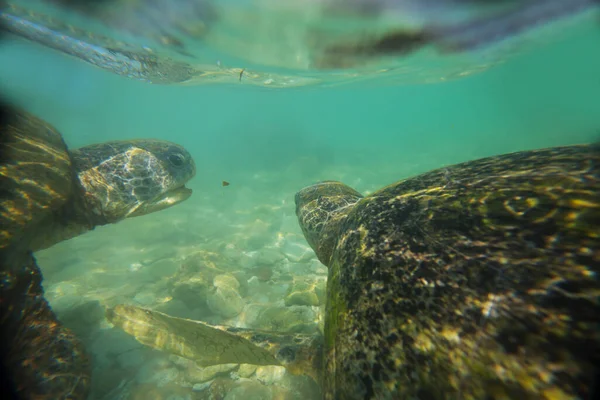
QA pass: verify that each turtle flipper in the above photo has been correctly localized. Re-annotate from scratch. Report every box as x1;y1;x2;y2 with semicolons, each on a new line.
0;251;91;399
107;304;323;383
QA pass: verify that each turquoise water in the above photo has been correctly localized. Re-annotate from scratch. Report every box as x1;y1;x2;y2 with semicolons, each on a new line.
1;7;600;400
1;20;599;190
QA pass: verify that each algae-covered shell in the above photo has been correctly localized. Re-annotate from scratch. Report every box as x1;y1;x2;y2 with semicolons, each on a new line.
295;144;599;399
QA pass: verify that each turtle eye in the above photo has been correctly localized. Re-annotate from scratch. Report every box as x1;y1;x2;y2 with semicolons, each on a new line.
168;152;185;167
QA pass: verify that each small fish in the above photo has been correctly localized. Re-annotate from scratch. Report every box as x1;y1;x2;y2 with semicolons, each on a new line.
222;181;230;187
239;68;245;82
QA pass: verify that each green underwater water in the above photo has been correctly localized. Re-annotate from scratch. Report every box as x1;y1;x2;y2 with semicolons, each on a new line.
1;13;600;400
1;20;599;193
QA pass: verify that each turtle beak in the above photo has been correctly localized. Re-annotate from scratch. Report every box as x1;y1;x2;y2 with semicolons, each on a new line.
127;186;193;218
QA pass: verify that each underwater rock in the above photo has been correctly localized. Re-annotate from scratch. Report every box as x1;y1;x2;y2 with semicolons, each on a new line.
170;274;210;308
238;251;259;269
236;303;266;327
206;275;245;318
185;362;238;383
205;378;238;400
213;274;240;290
224;380;272;400
279;237;315;262
252;304;319;334
284;276;327;307
132;257;180;282
221;243;243;261
242;279;290;305
284;290;319;307
280;260;315;276
230;271;250;297
255;247;286;266
132;290;158;306
255;366;287;386
192;381;212;392
246;265;274;282
169;259;229;310
237;364;258;378
179;250;224;275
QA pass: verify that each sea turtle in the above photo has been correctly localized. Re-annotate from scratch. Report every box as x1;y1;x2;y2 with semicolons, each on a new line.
0;106;196;399
107;144;599;399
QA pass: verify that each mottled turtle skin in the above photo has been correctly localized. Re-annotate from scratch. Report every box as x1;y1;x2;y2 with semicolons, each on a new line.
295;144;599;399
0;107;195;399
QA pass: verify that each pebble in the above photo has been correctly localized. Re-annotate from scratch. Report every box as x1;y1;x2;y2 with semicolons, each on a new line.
285;290;319;307
253;304;318;334
237;364;258;378
214;274;240;290
207;285;244;318
280;238;315;262
255;366;286;385
186;363;238;382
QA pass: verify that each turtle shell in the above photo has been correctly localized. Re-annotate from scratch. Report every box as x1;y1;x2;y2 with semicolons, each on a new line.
0;108;73;252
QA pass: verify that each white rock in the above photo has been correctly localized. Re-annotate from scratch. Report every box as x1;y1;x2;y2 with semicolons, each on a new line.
237;364;258;378
187;363;238;382
213;274;240;290
255;366;286;385
207;285;244;318
280;239;315;263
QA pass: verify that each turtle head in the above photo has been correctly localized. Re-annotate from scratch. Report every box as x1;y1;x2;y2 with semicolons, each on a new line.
71;139;196;223
295;181;363;267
